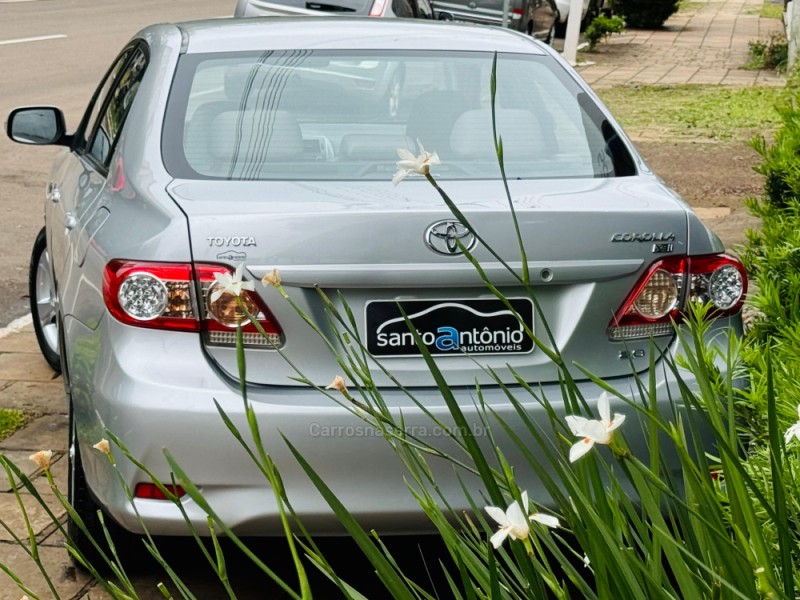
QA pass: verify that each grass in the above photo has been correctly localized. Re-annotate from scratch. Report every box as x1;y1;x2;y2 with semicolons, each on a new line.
0;409;26;441
597;85;784;141
678;1;705;14
750;3;784;20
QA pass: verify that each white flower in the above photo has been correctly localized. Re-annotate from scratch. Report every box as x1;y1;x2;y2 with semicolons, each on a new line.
210;264;255;302
93;439;111;455
261;268;281;287
29;450;53;470
485;491;559;549
392;141;441;186
565;392;626;462
326;375;348;395
785;405;800;444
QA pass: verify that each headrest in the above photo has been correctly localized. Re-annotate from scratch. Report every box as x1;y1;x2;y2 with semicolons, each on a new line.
208;110;304;164
223;66;257;101
449;109;543;159
340;134;410;160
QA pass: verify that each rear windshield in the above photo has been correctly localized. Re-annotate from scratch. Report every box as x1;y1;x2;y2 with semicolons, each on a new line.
162;50;636;181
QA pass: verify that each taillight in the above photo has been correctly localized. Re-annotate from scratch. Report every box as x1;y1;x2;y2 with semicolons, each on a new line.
369;0;388;16
103;260;283;348
608;254;746;341
195;264;284;348
103;261;198;331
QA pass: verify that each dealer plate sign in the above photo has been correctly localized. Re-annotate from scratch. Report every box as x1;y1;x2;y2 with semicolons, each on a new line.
366;298;534;357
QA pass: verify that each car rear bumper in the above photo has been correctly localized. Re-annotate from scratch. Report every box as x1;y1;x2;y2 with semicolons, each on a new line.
72;315;739;536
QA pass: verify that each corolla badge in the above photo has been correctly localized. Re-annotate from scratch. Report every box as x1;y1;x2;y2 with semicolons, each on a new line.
425;220;477;256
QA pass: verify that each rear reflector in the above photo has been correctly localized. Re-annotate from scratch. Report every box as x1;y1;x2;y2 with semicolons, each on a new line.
103;260;284;347
134;483;186;500
609;254;746;341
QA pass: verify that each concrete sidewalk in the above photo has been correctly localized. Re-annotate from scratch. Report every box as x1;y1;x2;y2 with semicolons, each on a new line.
576;0;785;88
0;0;788;596
0;324;90;599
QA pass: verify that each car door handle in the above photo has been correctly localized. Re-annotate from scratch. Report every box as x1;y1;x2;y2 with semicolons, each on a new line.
47;184;61;203
64;213;77;231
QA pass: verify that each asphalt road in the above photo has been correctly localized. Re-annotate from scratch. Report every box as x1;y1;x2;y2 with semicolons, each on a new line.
0;0;226;328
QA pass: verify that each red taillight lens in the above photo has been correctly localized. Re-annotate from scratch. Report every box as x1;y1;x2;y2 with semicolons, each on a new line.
134;483;185;500
104;261;199;331
608;254;746;341
103;261;284;347
687;255;748;313
195;264;284;348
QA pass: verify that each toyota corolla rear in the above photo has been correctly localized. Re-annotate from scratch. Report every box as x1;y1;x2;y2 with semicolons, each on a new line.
83;19;746;535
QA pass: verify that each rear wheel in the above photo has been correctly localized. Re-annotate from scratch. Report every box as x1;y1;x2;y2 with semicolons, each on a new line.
67;407;147;573
392;0;414;17
544;20;556;45
29;228;61;373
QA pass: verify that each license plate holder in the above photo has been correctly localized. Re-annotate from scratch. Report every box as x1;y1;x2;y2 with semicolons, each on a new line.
366;298;534;357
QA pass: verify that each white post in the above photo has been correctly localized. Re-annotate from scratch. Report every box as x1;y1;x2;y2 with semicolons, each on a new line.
562;0;585;66
789;1;800;71
501;0;510;28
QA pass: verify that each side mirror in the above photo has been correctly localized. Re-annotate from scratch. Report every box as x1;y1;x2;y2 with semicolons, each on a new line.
6;106;70;146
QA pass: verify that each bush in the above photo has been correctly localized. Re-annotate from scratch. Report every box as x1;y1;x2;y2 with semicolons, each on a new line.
747;32;789;73
750;103;800;210
584;14;626;50
611;0;679;28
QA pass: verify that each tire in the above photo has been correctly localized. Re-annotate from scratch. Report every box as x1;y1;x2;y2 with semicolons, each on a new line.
581;2;601;30
555;17;567;39
544;20;556;45
29;228;61;373
67;404;147;573
392;0;414;17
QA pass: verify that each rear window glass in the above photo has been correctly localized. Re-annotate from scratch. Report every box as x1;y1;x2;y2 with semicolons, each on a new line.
162;50;635;181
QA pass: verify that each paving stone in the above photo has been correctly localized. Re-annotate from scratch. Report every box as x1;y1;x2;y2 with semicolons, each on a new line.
0;486;64;543
0;450;48;493
689;68;729;84
0;380;67;415
0;332;41;354
0;352;59;383
0;414;69;452
0;541;93;600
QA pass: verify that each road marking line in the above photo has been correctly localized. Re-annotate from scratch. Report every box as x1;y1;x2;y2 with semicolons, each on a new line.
0;313;32;339
0;34;67;46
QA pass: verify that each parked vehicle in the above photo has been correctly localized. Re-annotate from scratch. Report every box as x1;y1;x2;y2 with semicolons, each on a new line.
8;17;746;559
235;0;433;19
433;0;557;42
553;0;605;36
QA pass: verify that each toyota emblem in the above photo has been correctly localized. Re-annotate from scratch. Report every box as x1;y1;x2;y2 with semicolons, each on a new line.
424;220;478;256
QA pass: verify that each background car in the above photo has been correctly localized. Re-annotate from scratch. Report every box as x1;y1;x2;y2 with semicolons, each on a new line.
554;0;606;36
433;0;557;41
235;0;433;19
7;17;746;562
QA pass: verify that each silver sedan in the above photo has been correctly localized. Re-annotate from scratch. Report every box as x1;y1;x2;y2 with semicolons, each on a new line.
7;17;745;559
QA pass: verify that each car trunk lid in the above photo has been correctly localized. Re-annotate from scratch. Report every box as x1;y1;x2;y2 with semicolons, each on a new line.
167;177;688;388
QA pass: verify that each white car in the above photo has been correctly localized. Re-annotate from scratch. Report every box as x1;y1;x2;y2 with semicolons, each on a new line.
8;16;746;566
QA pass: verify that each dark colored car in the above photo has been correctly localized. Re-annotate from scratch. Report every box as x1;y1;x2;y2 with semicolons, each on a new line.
433;0;557;42
235;0;434;19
